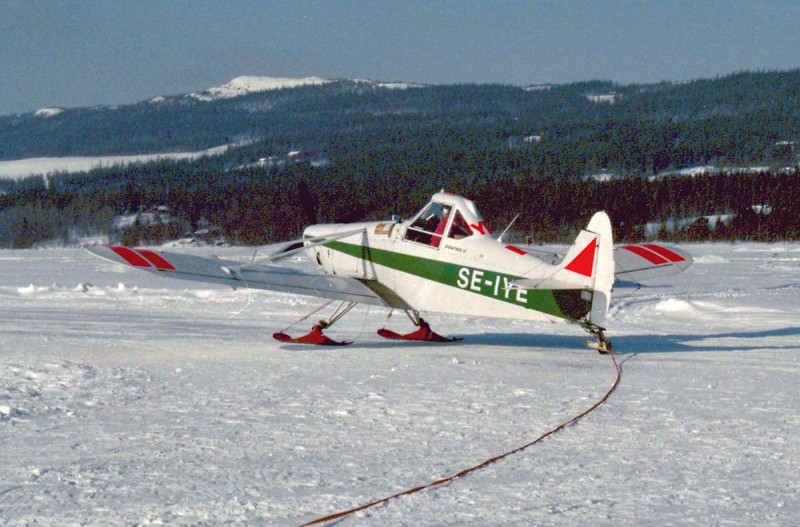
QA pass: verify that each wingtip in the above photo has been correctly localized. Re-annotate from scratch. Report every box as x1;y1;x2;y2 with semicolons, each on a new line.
85;244;117;262
86;245;170;269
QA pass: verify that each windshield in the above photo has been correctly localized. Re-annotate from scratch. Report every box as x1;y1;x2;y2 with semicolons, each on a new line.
405;201;475;247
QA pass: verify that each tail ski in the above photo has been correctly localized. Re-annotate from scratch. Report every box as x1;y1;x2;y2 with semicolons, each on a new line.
513;211;614;324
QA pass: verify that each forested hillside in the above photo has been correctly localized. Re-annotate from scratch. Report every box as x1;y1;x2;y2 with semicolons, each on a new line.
1;70;799;247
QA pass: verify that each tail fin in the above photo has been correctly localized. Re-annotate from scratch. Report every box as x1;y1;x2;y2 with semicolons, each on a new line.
579;211;614;325
512;211;614;324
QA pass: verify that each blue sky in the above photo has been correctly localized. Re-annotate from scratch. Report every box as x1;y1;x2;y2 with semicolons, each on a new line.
2;0;799;116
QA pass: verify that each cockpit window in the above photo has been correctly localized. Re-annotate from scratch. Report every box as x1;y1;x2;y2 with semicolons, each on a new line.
447;210;472;240
405;202;452;247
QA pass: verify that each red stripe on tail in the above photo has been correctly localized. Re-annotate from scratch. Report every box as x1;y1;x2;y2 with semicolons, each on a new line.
621;245;668;265
642;243;686;263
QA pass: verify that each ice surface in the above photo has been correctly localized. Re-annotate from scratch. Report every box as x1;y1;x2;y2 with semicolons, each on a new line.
1;243;798;526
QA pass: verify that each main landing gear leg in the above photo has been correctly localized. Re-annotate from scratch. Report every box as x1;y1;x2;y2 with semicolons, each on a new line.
377;310;462;343
581;320;612;354
273;301;356;346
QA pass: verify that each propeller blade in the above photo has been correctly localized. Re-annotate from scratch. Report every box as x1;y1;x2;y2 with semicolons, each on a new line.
297;180;318;225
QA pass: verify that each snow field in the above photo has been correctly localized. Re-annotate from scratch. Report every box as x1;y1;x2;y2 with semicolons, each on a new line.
1;243;798;526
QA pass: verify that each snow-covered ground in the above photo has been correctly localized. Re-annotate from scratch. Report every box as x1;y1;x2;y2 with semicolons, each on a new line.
1;243;798;526
0;144;232;180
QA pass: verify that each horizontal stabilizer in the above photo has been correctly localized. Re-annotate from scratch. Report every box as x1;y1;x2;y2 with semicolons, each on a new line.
500;241;693;284
614;243;693;283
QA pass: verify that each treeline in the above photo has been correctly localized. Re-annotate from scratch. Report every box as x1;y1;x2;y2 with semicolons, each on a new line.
1;157;798;248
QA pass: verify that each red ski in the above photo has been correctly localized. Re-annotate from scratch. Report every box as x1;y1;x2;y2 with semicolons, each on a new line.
377;319;461;342
273;325;351;346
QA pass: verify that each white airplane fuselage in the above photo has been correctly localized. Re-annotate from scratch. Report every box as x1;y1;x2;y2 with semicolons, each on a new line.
303;193;600;324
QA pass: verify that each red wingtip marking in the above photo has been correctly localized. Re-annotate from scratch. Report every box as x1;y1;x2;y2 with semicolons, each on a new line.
110;246;152;268
135;249;175;270
642;243;686;263
565;237;597;277
621;245;668;265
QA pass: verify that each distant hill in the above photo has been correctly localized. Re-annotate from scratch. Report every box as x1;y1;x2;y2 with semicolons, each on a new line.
1;71;800;248
2;71;799;175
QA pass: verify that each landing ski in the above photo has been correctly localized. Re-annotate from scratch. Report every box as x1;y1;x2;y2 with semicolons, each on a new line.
273;325;351;346
377;319;461;343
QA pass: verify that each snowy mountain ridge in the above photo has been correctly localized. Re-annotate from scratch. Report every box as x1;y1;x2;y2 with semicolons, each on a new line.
30;75;423;114
184;75;425;102
190;75;332;101
33;107;64;118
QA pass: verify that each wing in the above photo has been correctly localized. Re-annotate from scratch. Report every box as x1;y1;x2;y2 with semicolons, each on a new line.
87;245;390;307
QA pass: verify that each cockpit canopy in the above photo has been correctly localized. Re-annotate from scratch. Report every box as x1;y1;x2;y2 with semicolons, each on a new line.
404;192;489;247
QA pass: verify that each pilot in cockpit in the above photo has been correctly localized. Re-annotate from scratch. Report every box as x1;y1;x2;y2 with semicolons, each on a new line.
429;205;451;247
448;210;472;240
407;201;473;246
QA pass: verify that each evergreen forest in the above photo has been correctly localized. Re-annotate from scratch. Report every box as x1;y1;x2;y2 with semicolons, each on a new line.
1;70;799;248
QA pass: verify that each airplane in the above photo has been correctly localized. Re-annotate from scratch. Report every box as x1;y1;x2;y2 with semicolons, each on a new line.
87;191;692;352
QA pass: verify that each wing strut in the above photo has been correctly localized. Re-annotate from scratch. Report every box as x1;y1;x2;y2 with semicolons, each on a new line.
267;228;367;262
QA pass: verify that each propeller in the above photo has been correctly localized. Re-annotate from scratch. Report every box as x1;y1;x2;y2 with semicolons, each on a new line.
334;204;366;224
297;180;318;225
297;179;367;225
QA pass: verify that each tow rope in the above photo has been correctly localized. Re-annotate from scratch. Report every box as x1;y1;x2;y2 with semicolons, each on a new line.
298;351;621;526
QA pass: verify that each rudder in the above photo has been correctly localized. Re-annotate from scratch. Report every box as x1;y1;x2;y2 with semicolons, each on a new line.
511;211;614;325
554;211;614;324
583;211;614;325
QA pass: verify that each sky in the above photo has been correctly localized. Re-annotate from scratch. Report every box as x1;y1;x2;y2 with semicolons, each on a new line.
1;0;800;116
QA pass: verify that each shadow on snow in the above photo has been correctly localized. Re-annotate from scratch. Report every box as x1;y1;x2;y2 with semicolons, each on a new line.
459;326;800;354
272;325;800;354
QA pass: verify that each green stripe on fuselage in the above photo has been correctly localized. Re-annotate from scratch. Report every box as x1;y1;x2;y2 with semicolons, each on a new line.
326;240;587;321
